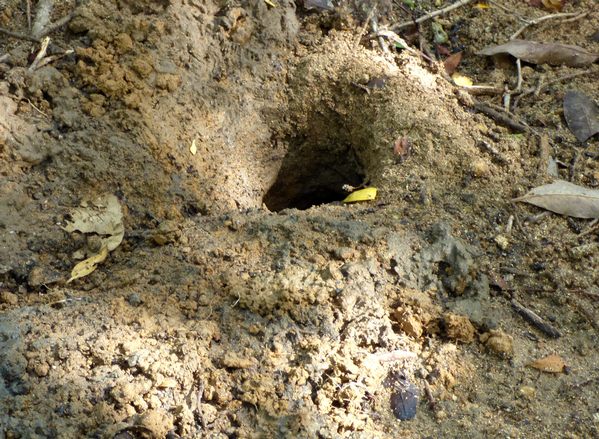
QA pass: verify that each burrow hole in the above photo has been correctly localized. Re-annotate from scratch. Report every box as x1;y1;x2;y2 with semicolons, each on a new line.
263;140;365;212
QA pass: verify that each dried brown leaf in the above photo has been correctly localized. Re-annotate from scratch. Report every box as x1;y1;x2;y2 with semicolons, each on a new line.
444;51;463;75
563;90;599;142
478;39;599;67
528;354;566;373
541;0;565;12
514;180;599;219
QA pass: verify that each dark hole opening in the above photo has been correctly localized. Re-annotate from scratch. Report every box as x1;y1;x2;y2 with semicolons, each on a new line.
263;142;364;212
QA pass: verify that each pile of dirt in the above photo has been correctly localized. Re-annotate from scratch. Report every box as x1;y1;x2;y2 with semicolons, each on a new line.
1;0;598;437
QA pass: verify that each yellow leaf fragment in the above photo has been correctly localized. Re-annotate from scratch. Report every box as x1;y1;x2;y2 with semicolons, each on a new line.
342;187;378;203
67;246;109;283
264;0;278;7
474;2;490;9
452;72;474;87
190;138;197;155
528;354;566;373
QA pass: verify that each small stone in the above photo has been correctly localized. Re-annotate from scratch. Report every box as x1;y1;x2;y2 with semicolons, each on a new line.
0;291;18;305
519;386;536;400
127;293;142;306
157;377;178;389
33;361;49;377
131;57;153;78
27;266;46;287
494;235;509;251
435;410;447;420
221;352;255;369
471;159;490;178
394;309;423;338
443;313;476;343
481;329;513;357
114;33;133;54
200;403;218;424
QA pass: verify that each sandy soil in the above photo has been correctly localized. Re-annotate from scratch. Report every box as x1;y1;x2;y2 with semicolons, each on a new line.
1;0;598;437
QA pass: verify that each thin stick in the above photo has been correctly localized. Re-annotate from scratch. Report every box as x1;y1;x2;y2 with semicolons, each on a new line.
489;0;524;18
510;12;588;40
515;68;598;106
391;0;474;32
371;16;389;54
571;288;599;299
35;48;74;69
569;151;579;181
372;30;434;63
476;140;509;164
355;5;377;46
29;36;50;71
37;12;75;39
460;85;504;96
472;100;528;133
511;299;561;338
31;0;53;39
26;0;32;30
0;26;40;42
514;58;522;93
578;219;599;237
24;97;49;117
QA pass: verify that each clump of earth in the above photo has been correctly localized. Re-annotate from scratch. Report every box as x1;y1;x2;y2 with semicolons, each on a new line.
1;0;598;438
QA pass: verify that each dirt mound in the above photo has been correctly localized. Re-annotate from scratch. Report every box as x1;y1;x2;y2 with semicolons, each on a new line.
1;0;598;438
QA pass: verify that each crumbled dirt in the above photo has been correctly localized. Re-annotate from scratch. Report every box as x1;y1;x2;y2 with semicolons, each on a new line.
1;0;598;438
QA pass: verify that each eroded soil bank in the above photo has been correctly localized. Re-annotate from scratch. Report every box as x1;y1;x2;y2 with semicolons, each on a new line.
1;0;598;438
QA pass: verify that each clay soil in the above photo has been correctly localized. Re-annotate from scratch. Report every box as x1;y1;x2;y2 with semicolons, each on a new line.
1;0;598;438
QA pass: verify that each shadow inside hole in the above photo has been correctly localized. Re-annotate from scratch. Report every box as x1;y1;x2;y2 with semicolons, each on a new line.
263;142;365;212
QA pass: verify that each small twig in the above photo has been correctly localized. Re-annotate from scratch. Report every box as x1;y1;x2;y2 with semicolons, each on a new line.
49;296;85;308
37;12;75;39
460;85;504;96
26;0;32;31
0;26;40;42
514;58;522;93
511;299;561;338
500;266;530;276
503;85;511;113
476;140;509;164
28;36;50;71
537;134;551;176
510;12;588;40
355;5;377;47
524;211;551;223
32;0;53;39
472;100;529;133
23;97;49;117
505;215;514;234
578;218;599;237
371;16;389;55
371;30;434;63
35;49;74;69
489;0;525;19
515;68;598;106
569;151;579;181
570;288;599;299
423;380;436;409
391;0;474;32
